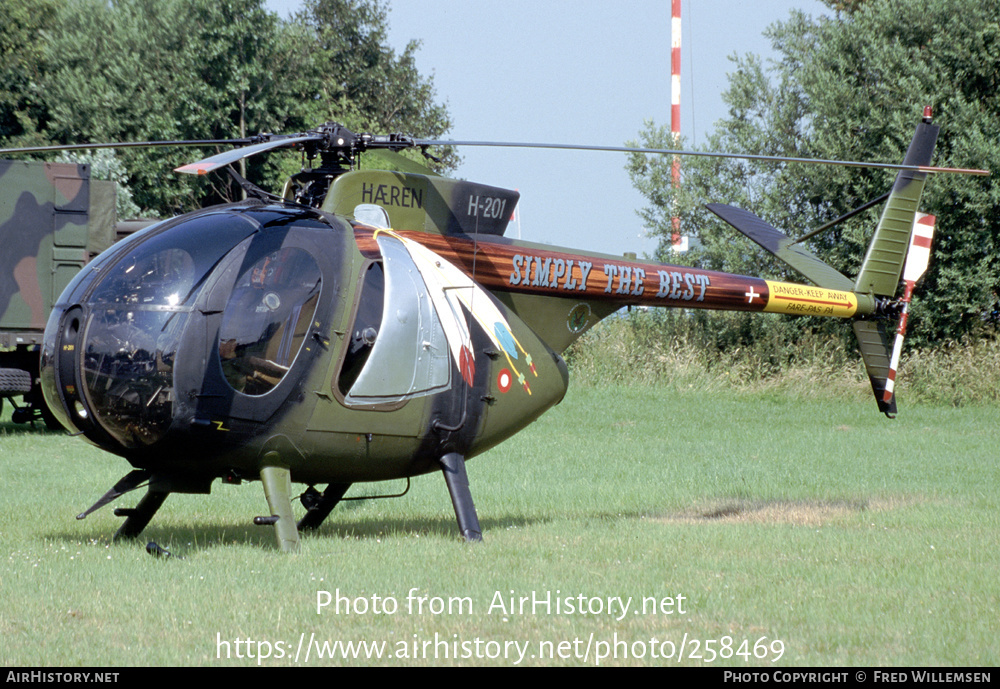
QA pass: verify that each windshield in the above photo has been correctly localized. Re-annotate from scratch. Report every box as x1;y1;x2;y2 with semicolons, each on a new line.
79;212;257;447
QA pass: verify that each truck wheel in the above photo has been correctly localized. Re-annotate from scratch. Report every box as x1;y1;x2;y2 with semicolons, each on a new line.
0;368;32;396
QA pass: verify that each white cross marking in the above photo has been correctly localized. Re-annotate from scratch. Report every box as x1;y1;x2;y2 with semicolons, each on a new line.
745;286;760;303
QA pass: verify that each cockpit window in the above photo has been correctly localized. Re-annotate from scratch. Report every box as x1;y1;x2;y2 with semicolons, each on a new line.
353;204;391;229
87;212;256;307
337;262;384;395
219;247;322;396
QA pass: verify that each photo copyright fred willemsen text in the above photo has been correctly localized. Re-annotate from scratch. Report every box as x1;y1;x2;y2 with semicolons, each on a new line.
213;589;786;664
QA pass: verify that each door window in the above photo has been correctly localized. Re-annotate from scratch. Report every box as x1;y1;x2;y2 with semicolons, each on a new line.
219;247;321;396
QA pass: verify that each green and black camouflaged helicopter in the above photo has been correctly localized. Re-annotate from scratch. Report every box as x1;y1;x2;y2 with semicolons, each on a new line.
0;109;987;552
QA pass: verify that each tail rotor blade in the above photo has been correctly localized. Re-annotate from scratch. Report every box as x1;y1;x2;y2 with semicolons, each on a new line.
902;213;936;283
883;213;936;405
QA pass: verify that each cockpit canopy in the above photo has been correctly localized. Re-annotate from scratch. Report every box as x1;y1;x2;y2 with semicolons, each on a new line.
42;204;337;451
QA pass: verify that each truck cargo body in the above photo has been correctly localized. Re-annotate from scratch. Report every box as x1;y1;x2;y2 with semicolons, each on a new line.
0;160;118;424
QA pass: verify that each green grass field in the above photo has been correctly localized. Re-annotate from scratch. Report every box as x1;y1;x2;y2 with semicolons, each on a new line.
1;382;997;666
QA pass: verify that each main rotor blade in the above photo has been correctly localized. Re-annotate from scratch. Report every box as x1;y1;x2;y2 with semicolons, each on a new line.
0;139;248;156
175;134;322;175
2;128;986;178
414;139;990;176
362;149;441;177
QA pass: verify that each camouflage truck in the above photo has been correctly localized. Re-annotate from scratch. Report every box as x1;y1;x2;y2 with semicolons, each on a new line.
0;159;124;425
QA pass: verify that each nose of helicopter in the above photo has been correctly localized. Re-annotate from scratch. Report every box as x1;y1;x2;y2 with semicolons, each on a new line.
39;209;261;452
40;204;339;456
56;304;188;448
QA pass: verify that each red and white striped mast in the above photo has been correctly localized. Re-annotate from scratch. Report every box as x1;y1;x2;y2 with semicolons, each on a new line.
670;0;683;250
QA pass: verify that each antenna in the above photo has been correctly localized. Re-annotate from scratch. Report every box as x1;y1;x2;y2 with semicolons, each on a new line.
670;0;683;251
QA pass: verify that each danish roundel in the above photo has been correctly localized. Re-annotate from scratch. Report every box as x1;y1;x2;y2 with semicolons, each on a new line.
497;368;512;393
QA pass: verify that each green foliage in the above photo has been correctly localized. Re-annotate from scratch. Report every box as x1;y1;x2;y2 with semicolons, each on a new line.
566;311;864;399
290;0;459;172
0;0;455;216
0;0;58;144
627;0;1000;347
567;312;1000;408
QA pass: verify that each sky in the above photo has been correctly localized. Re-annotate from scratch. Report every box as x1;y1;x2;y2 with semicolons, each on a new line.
265;0;829;257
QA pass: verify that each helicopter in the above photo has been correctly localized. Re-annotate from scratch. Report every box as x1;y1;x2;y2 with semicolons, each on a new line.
1;109;988;553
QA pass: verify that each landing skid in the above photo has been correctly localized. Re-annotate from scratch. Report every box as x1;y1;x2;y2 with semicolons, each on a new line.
77;454;485;551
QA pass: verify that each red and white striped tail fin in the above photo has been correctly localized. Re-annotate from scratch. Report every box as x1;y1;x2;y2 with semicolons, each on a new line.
883;213;936;404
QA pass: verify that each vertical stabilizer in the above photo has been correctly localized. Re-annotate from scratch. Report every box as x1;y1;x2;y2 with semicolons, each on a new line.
853;120;939;297
853;115;939;415
853;320;897;417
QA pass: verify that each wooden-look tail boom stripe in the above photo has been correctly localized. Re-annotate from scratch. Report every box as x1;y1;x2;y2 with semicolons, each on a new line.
353;227;868;320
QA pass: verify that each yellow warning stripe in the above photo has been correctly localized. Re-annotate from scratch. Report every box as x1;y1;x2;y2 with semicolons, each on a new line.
763;280;858;318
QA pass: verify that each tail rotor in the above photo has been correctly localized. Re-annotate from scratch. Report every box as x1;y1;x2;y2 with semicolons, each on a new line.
882;213;936;407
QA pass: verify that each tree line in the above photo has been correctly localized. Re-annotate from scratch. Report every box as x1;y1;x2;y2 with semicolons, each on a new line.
3;0;995;349
627;0;999;347
0;0;456;216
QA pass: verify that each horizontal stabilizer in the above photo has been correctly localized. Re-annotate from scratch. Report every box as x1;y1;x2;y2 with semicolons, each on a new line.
706;203;854;291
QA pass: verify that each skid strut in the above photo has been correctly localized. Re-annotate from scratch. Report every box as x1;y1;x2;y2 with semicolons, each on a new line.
298;483;352;531
438;452;482;542
258;462;300;553
114;490;169;541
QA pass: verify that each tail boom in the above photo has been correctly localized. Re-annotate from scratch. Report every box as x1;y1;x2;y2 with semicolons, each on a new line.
356;227;874;319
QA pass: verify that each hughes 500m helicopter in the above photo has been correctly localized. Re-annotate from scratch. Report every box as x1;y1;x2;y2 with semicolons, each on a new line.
1;109;988;552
